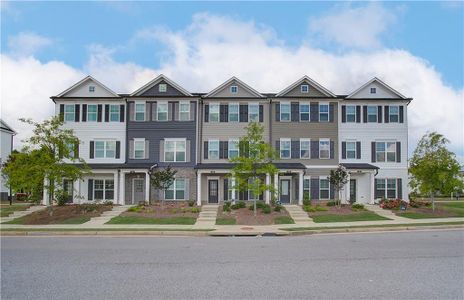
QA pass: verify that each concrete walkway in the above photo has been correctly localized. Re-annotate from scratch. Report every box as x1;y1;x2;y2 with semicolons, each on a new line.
285;205;315;226
364;204;411;221
82;205;133;226
0;206;46;223
193;205;219;228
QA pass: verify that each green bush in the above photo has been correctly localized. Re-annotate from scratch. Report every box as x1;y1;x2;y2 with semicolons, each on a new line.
303;205;316;212
237;201;246;208
326;200;336;207
262;206;271;214
55;189;69;206
170;208;178;214
190;207;200;213
223;202;231;212
315;205;328;212
128;205;143;212
80;204;99;213
188;200;195;207
274;205;283;212
303;194;311;206
351;203;365;210
256;201;266;209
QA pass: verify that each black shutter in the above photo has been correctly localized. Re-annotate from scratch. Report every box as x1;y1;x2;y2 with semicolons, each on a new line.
105;104;109;122
220;105;226;122
224;179;229;201
239;105;248;122
74;142;79;159
330;141;334;159
89;141;94;159
330;183;335;200
311;141;319;159
310;103;318;122
397;178;403;199
219;141;224;159
243;141;249;158
377;106;382;123
59;104;64;121
371;142;376;162
259;105;263;122
224;105;229;122
399;106;404;123
75;104;80;122
120;105;125;122
204;105;209;122
291;102;299;122
311;178;319;200
341;105;346;123
356;105;361;123
88;179;93;201
97;104;102;122
291;140;299;158
204;141;208;159
384;105;389;123
275;141;280;154
396;142;401;162
82;104;87;122
116;141;120;159
243;188;249;201
363;106;368;123
341;142;346;159
329;103;334;122
275;102;280;121
224;141;229;159
356;141;361;159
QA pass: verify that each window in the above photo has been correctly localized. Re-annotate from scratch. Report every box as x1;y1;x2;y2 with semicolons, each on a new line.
165;139;186;162
66;142;75;158
320;179;330;199
319;104;329;122
159;84;167;92
64;105;75;122
135;103;145;121
228;103;239;122
105;180;114;200
376;142;396;162
346;105;356;122
109;105;120;122
370;87;376;94
228;139;239;159
346;141;356;159
87;104;97;122
375;179;386;199
367;106;377;122
165;179;186;200
157;102;168;121
230;85;238;93
387;179;397;199
280;103;291;122
248;103;259;122
92;179;114;201
319;139;330;159
209;103;219;122
179;101;190;121
208;140;219;159
134;139;145;159
303;178;310;199
375;178;397;199
300;103;310;121
301;84;309;93
227;178;236;201
89;86;95;93
300;139;310;159
248;177;260;200
280;138;291;159
94;141;116;158
389;106;399;123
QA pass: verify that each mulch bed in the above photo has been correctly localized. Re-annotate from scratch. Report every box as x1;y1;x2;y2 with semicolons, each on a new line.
120;202;200;219
307;203;363;217
217;204;291;225
8;204;113;225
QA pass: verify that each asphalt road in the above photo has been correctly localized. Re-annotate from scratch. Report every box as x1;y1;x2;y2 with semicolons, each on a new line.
1;230;463;299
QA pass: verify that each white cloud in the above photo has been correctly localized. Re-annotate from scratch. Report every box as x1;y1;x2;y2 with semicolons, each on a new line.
7;32;53;57
309;2;398;49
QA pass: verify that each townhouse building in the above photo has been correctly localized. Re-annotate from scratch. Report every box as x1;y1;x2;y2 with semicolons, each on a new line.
0;119;16;201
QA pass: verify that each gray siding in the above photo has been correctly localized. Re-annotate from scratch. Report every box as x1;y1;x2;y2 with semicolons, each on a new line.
140;80;186;97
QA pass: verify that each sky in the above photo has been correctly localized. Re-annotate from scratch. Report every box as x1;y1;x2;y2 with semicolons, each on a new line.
1;1;463;162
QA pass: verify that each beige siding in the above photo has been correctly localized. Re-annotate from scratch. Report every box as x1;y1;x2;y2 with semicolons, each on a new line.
208;79;261;98
284;80;328;97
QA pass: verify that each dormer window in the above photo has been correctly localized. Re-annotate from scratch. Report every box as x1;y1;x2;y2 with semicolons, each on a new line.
301;84;309;93
230;85;238;94
89;86;95;93
370;87;376;94
159;84;167;93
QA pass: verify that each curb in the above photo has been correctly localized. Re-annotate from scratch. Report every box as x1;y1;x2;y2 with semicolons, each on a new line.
0;230;210;237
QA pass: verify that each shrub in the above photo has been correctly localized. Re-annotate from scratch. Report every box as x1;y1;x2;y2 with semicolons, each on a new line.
379;199;408;210
188;200;195;207
409;199;431;208
55;189;69;206
237;201;246;208
190;207;200;213
256;201;266;209
351;203;365;210
80;203;99;213
274;204;283;212
303;205;316;212
170;208;178;214
303;194;311;206
262;206;271;214
315;205;328;212
326;200;336;207
128;205;143;212
103;200;113;206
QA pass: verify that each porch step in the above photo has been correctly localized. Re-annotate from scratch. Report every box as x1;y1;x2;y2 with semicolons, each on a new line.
284;205;315;225
193;205;219;228
82;205;133;226
1;205;46;223
364;204;406;221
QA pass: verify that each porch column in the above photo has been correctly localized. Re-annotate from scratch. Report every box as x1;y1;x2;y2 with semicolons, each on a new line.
145;171;150;203
113;171;119;205
119;171;125;205
197;171;202;206
344;172;351;204
370;172;375;204
43;177;49;205
273;173;279;203
265;174;271;204
298;171;304;205
72;179;80;204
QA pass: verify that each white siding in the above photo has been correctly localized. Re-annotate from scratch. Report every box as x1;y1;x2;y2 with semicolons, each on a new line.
349;81;399;99
0;130;13;197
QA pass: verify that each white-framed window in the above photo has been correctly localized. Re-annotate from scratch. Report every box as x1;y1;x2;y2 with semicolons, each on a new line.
94;179;104;200
375;178;397;199
209;103;219;122
300;138;310;159
66;142;75;158
135;103;145;121
109;105;120;122
280;138;291;159
389;106;399;123
228;139;239;159
387;179;397;199
157;102;168;121
94;141;116;158
319;178;330;199
89;86;95;93
134;139;145;159
230;85;238;94
164;138;186;162
227;178;236;201
165;179;186;200
301;84;309;93
248;177;260;200
179;101;190;121
280;102;291;122
228;103;239;122
375;141;396;162
87;104;98;122
248;103;259;122
303;177;310;199
208;140;219;159
159;83;167;93
367;106;377;122
319;104;329;122
346;141;356;159
370;87;377;94
319;139;330;159
64;105;75;122
300;103;310;122
346;105;356;122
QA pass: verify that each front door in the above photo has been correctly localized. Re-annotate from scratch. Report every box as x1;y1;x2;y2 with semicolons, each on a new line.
63;179;73;203
208;180;219;203
280;179;291;203
349;179;357;203
132;178;145;204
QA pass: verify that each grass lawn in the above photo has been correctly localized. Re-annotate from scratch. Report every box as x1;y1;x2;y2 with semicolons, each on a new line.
311;212;390;223
59;216;91;224
0;204;30;217
216;218;236;225
106;216;197;225
274;216;295;224
396;202;464;219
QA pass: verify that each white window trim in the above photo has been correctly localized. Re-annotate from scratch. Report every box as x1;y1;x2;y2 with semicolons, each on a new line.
93;179;114;201
208;139;220;159
87;104;98;122
230;85;238;94
89;86;95;92
376;141;396;163
134;101;146;122
367;105;378;123
346;105;356;123
94;140;117;159
228;103;239;122
299;103;310;122
280;102;291;122
301;84;309;93
157;101;168;121
319;138;330;160
228;139;239;159
280;138;291;159
345;141;357;159
303;176;311;198
319;178;330;200
370;87;377;94
164;178;186;200
164;138;187;162
209;103;220;123
389;105;399;123
133;138;145;159
300;138;311;159
319;103;329;122
178;101;190;121
159;83;167;93
248;102;259;122
109;104;120;122
376;178;398;199
64;104;75;122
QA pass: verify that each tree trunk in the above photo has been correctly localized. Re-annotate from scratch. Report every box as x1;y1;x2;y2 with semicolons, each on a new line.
254;199;257;217
431;192;435;212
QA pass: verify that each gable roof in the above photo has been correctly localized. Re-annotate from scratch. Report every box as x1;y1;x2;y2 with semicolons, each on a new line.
0;119;16;135
276;75;336;98
130;74;192;97
56;75;119;97
346;77;407;99
204;76;264;98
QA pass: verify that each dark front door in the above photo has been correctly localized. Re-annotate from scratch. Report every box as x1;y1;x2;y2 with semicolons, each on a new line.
63;179;73;203
349;179;357;203
133;178;145;204
208;180;219;203
280;179;291;203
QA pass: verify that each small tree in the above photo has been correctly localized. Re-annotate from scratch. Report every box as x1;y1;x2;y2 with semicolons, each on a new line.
150;166;177;207
409;132;463;211
328;165;348;207
230;122;278;216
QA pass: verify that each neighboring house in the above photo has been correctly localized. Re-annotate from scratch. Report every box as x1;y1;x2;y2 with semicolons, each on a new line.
0;120;16;200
